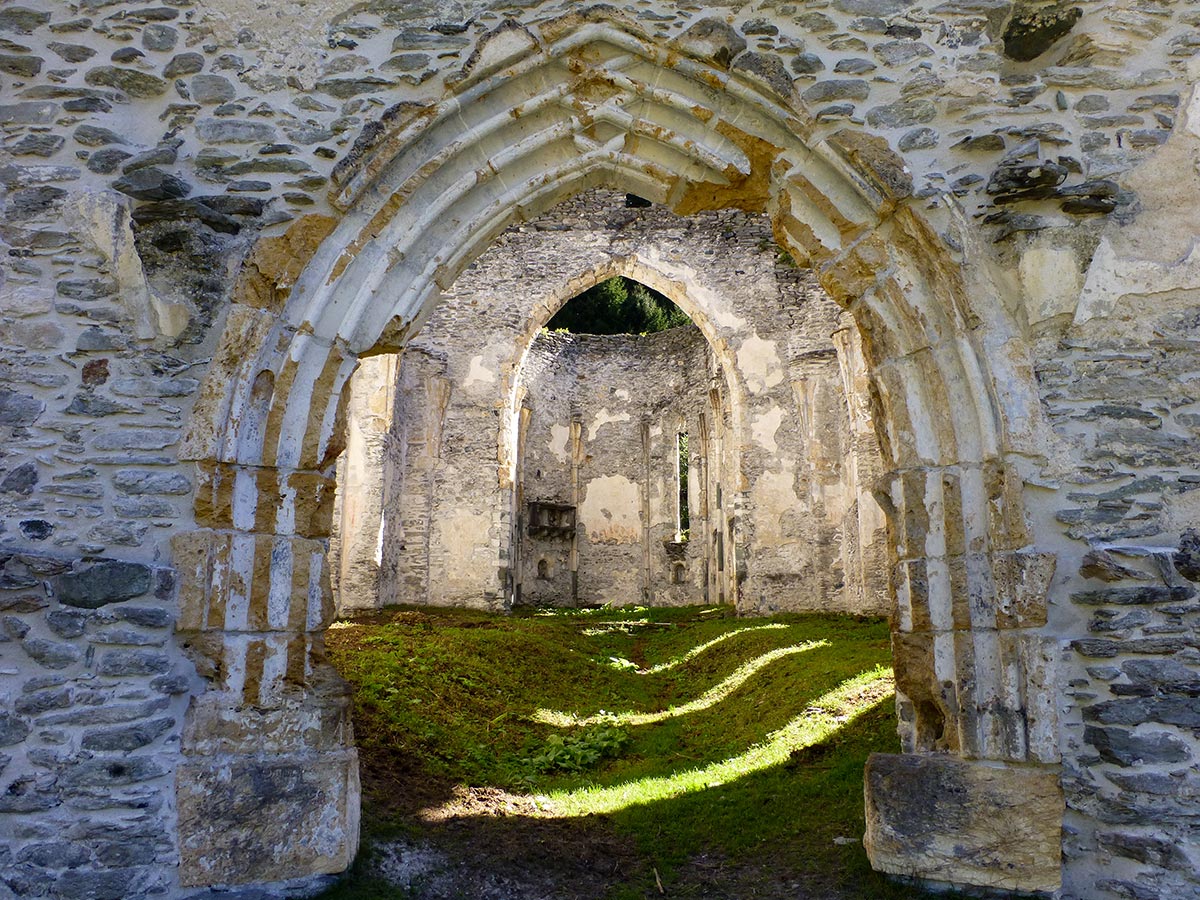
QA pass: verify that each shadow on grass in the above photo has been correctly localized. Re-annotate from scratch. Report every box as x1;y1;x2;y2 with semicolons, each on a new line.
318;608;969;900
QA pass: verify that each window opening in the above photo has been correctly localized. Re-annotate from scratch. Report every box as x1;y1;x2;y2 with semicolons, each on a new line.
677;431;690;542
546;276;689;335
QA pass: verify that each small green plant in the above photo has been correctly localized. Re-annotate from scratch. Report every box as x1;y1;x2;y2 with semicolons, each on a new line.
521;722;629;774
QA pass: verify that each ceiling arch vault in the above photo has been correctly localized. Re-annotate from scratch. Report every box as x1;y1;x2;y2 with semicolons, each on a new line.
177;6;1062;895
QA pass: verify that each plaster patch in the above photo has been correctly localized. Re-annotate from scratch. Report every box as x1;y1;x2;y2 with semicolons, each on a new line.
463;355;497;388
1019;245;1081;325
752;406;785;454
750;466;799;547
587;408;632;441
439;511;493;588
548;424;570;463
1076;237;1200;324
580;475;641;544
737;335;784;394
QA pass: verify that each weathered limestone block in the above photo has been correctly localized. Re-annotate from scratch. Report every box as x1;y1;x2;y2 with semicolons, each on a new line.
172;529;333;633
177;749;359;886
864;754;1063;895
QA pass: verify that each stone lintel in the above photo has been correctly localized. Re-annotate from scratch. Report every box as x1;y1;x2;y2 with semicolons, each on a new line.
864;753;1062;896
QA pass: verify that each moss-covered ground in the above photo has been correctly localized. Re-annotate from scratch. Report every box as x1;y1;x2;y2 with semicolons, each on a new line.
316;605;963;900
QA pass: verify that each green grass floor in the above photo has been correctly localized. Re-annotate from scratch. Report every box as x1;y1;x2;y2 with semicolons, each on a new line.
317;605;964;900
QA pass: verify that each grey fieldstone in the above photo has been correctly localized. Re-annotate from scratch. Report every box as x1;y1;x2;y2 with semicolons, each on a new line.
0;53;41;77
46;609;87;639
0;713;31;747
382;52;430;71
114;498;177;518
10;133;64;157
1071;585;1191;606
1119;658;1200;694
152;673;191;695
111;47;145;64
0;101;57;124
866;99;936;128
121;142;180;173
1097;832;1189;870
802;79;869;103
96;649;171;676
163;51;204;78
74;124;125;146
986;160;1069;198
191;73;236;104
743;18;779;36
195;118;276;143
112;470;191;495
898;127;939;151
315;75;396;99
58;560;153;608
0;8;50;34
22;638;81;670
874;39;933;66
7;185;66;220
57;278;116;299
790;53;825;74
86;148;132;174
47;41;95;63
1173;528;1200;581
0;389;44;426
16;841;90;869
112;167;191;200
60;756;167;791
82;716;175;751
731;52;793;98
116;606;171;628
1085;725;1192;766
670;17;747;67
85;66;169;98
955;134;1005;152
1003;3;1083;62
143;23;177;51
55;866;141;900
87;521;147;546
835;57;876;74
3;616;29;640
0;163;77;186
834;0;911;13
1084;696;1200;728
1;461;39;494
64;394;134;416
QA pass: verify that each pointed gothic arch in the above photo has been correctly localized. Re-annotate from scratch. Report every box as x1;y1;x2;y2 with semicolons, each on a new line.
175;8;1061;893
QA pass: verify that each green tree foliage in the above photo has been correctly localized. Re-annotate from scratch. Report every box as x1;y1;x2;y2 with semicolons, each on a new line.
547;276;691;334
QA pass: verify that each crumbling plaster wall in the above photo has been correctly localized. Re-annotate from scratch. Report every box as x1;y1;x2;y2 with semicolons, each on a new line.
516;327;727;609
333;191;887;615
1;0;1200;897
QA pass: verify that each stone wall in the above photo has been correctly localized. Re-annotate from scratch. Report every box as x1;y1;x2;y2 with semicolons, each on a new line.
4;0;1200;896
516;327;726;608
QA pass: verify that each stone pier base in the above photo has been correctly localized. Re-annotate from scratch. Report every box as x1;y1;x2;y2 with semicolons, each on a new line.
863;753;1063;896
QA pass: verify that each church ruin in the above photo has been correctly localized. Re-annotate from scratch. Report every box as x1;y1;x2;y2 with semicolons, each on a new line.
3;1;1200;897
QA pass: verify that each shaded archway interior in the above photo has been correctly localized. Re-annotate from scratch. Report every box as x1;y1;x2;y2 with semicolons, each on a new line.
326;191;890;621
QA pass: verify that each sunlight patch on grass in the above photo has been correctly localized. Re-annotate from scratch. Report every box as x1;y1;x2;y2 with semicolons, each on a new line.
534;641;829;727
543;666;893;817
605;623;790;673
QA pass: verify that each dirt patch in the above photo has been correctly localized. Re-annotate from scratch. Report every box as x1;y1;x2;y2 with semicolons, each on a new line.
363;765;646;900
